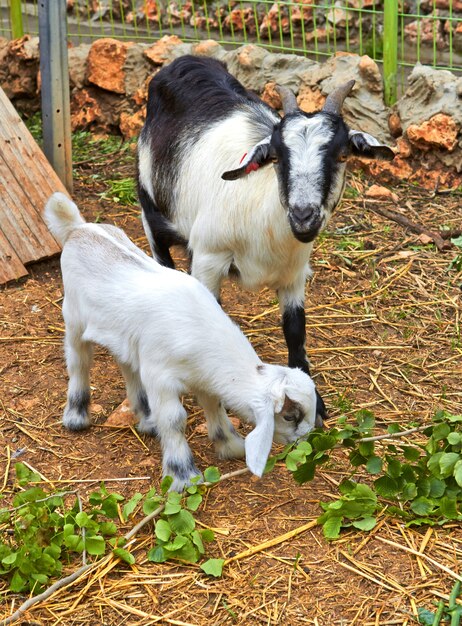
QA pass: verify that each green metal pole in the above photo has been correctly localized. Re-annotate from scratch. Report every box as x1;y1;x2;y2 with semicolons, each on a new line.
383;0;398;106
10;0;24;39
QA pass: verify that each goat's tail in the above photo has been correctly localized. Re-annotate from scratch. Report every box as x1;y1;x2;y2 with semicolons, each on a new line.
44;192;86;245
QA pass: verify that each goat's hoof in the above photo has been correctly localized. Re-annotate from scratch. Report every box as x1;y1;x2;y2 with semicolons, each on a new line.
136;418;158;438
63;410;90;431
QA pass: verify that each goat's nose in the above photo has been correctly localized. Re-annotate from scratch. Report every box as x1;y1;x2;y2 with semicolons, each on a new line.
292;204;318;224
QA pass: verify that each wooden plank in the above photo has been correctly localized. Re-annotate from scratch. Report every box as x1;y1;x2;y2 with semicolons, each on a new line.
0;86;66;282
0;152;60;263
0;227;28;284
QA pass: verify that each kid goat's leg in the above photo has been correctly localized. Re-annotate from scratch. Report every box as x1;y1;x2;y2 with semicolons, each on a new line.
140;382;201;491
117;361;154;432
63;328;93;430
196;392;245;460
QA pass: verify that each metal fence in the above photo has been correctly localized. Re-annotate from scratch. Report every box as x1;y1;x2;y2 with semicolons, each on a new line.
2;1;462;104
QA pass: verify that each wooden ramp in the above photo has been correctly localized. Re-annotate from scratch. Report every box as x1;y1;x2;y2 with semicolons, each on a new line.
0;87;66;285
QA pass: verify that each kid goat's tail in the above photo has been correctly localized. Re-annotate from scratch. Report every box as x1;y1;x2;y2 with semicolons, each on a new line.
44;192;86;245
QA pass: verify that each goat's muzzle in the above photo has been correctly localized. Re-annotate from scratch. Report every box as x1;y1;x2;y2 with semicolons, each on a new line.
288;205;323;243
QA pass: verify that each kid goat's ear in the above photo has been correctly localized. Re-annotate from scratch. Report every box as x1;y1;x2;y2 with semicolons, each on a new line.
244;410;275;478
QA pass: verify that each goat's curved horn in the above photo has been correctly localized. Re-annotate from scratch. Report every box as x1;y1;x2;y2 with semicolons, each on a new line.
276;85;298;115
322;79;355;115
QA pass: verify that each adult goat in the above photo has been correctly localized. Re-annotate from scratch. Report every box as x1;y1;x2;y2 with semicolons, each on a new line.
137;55;394;419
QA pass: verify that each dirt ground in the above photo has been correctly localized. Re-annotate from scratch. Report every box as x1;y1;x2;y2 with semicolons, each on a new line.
1;150;462;625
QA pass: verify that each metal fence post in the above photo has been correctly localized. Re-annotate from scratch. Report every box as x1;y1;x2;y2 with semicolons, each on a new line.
38;0;73;192
10;0;24;39
383;0;398;106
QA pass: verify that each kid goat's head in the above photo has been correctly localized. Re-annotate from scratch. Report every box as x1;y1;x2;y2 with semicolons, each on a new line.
222;80;394;243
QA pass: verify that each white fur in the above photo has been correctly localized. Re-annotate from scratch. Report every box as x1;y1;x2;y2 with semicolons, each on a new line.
44;192;317;491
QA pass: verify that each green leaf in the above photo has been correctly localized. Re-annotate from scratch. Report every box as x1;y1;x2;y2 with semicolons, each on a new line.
171;538;199;563
438;496;458;519
155;519;172;542
85;535;106;556
204;466;221;483
352;517;377;531
454;460;462;487
161;476;174;494
75;511;91;528
2;552;17;566
100;497;119;519
359;441;375;457
386;458;402;478
44;544;61;560
143;496;163;515
417;607;436;626
264;456;277;474
191;530;205;554
122;493;143;521
433;422;451;441
439;452;460;478
321;515;342;540
447;432;461;446
99;521;118;536
374;476;399;498
164;535;189;552
200;529;215;543
15;462;40;486
356;410;375;432
402;446;421;462
410;497;436;516
292;460;318;484
148;545;169;563
366;456;383;475
311;434;337;452
186;493;202;512
64;534;84;552
428;478;446;498
168;510;196;535
10;570;26;593
113;548;135;565
200;558;224;577
387;423;402;434
164;502;182;515
402;482;417;500
349;450;367;467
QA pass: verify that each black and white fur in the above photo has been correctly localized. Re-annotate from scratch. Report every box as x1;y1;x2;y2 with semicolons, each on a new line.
44;192;319;492
137;55;394;420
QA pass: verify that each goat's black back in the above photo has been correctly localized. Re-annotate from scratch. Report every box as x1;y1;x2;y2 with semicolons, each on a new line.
145;55;273;127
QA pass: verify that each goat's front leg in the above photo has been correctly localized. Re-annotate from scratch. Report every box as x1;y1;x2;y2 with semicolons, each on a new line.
278;284;327;424
196;392;245;460
190;249;233;301
141;384;201;491
63;329;93;430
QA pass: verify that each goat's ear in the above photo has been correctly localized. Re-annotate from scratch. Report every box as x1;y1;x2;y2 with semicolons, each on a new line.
245;410;275;477
221;136;272;180
348;130;395;161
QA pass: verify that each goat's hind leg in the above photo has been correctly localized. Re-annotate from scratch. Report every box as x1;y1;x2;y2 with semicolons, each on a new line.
197;393;245;460
63;328;93;430
117;361;156;436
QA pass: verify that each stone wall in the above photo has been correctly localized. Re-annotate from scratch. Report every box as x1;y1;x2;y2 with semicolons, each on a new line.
1;33;461;188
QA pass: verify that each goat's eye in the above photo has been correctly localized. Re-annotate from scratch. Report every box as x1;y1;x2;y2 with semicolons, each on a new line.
271;156;279;163
337;153;348;163
283;414;296;422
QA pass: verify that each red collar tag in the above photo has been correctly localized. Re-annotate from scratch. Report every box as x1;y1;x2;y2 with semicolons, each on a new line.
239;152;248;164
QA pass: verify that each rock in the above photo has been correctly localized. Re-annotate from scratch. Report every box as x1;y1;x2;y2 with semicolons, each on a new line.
305;28;329;45
404;19;446;49
104;398;137;428
143;35;190;65
354;155;414;184
327;4;353;28
191;40;225;58
120;109;145;139
0;35;40;100
223;8;256;35
68;43;90;89
299;53;392;142
261;81;282;109
88;38;133;94
396;136;412;158
388;111;402;137
124;44;152;96
297;84;325;113
260;3;290;38
406;113;459;152
70;86;120;132
365;184;399;203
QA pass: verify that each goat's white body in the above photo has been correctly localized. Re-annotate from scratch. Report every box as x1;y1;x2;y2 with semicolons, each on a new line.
139;112;315;295
45;193;317;491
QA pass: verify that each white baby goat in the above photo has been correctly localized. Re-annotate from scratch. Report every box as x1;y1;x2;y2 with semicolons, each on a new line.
44;192;319;491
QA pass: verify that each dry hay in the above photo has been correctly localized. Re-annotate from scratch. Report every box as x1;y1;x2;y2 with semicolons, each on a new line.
1;166;461;625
